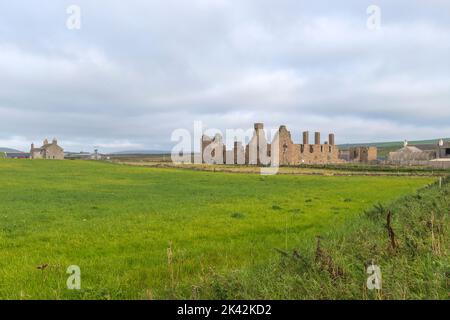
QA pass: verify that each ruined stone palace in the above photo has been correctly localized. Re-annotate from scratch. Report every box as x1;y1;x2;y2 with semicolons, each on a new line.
201;123;344;166
30;138;64;160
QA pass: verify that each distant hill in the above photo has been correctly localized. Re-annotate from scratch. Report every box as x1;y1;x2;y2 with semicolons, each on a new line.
0;147;24;153
109;150;171;155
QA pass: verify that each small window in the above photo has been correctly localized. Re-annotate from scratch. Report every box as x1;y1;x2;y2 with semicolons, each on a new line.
446;148;450;155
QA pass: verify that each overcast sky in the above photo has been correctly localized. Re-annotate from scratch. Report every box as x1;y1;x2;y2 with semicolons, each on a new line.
1;0;450;152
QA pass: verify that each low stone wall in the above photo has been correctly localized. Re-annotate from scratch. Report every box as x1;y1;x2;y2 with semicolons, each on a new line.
386;160;450;169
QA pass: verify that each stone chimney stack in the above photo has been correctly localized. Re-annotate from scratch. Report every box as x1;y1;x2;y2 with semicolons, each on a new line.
328;133;335;146
254;123;264;131
43;139;48;145
303;131;309;145
315;132;321;145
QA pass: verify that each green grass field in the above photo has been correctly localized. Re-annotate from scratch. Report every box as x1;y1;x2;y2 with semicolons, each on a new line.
0;159;437;299
209;177;449;300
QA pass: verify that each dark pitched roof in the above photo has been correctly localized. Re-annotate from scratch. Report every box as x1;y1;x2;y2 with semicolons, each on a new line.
411;144;437;151
6;152;30;158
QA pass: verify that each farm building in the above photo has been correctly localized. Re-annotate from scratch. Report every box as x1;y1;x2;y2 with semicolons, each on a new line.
64;152;93;160
65;151;109;160
30;138;64;160
387;139;450;168
437;139;450;159
388;141;436;162
2;152;30;159
348;146;378;163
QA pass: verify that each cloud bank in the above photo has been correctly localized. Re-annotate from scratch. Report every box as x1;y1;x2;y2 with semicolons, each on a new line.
1;0;449;152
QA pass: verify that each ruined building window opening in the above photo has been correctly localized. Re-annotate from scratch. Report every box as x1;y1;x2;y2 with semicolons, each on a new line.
446;148;450;155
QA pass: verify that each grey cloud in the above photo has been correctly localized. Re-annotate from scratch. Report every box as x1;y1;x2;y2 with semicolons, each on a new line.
0;0;450;152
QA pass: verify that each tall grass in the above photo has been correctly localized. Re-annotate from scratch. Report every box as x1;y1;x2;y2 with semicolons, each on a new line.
198;178;449;299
